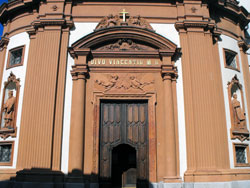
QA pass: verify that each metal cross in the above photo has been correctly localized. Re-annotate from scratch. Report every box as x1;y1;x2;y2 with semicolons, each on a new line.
120;9;129;22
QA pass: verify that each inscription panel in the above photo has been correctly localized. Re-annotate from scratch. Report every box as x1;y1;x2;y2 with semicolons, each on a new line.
90;58;160;66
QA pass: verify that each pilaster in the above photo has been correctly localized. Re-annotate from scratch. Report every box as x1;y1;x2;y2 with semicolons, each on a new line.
160;54;180;183
17;2;73;170
68;49;90;175
176;0;230;182
0;37;9;91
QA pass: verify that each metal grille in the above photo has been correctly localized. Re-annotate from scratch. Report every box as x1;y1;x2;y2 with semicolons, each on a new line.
236;146;246;164
0;144;12;162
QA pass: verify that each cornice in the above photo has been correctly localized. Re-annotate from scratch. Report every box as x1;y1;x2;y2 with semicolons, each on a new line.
0;0;40;23
175;20;215;32
209;0;250;28
32;19;74;29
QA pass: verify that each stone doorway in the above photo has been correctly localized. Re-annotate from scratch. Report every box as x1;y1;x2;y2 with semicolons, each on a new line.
99;101;148;188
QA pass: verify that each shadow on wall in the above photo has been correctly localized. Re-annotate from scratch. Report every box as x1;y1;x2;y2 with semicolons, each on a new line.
0;168;153;188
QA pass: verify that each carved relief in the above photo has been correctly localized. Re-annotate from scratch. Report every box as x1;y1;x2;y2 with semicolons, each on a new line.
95;14;154;31
95;74;154;92
0;72;20;139
228;75;249;141
95;39;155;52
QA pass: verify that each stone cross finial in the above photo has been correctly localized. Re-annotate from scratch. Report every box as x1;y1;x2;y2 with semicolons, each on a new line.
120;9;129;22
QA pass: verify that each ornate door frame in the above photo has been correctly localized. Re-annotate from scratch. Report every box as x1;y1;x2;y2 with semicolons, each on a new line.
92;92;157;182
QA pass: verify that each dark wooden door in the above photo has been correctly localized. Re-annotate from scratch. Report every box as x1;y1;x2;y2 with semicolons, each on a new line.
99;101;148;187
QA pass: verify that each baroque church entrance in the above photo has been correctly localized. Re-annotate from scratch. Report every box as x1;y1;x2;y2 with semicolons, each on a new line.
99;101;148;188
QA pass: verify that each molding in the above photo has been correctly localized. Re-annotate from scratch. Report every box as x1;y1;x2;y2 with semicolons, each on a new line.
71;64;89;81
175;20;216;33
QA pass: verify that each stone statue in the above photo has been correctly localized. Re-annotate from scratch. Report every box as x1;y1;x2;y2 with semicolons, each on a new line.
3;90;16;129
232;93;246;127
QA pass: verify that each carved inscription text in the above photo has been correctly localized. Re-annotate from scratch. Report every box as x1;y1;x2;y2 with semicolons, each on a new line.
90;59;159;66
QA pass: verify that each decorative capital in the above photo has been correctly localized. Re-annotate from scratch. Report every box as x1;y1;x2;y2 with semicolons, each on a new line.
0;37;9;51
161;65;178;81
69;48;91;59
238;40;249;52
175;20;216;33
71;65;89;81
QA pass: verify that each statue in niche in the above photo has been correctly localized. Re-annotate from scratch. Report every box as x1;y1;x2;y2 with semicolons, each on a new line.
232;93;246;127
3;90;16;129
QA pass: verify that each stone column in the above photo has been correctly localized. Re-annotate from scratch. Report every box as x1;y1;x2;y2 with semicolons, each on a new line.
161;59;180;182
68;51;89;174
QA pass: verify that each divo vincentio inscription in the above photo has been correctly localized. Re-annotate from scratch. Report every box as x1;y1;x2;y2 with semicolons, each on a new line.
90;59;160;66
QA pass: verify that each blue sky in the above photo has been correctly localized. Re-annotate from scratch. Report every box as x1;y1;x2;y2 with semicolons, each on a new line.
0;0;8;37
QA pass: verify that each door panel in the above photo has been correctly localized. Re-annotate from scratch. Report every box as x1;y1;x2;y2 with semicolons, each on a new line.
99;101;148;187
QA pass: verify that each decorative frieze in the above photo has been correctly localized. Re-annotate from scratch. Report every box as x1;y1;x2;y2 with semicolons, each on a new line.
95;74;154;92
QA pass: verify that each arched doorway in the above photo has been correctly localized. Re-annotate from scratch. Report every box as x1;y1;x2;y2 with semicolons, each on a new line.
112;144;136;188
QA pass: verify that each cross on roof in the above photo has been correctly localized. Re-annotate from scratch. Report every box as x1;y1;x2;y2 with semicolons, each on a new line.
119;9;129;22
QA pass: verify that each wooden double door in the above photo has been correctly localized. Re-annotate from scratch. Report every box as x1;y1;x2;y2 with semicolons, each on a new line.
99;101;148;188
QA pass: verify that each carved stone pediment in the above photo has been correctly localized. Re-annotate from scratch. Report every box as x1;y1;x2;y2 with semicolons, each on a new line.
95;14;154;31
94;39;156;52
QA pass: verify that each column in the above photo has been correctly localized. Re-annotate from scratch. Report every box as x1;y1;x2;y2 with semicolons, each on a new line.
161;60;180;182
68;52;89;174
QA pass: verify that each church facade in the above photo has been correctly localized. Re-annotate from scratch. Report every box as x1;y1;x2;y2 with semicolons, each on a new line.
0;0;249;187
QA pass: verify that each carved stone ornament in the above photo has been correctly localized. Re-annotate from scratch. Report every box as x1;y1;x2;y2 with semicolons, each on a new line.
95;14;154;31
228;75;249;141
95;39;155;52
95;74;154;92
0;72;20;139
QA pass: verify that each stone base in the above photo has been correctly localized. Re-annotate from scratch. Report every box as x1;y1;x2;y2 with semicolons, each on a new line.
0;181;250;188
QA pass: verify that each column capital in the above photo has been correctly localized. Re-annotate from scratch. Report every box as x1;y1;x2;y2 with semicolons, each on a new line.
161;65;178;81
175;20;216;33
71;65;89;81
0;37;9;51
238;40;249;52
